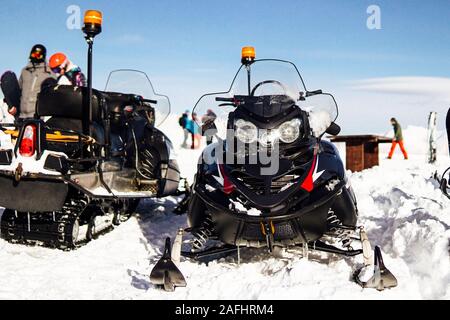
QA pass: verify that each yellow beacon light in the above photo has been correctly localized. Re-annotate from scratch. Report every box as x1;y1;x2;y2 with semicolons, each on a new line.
83;10;103;38
241;46;256;65
84;10;103;25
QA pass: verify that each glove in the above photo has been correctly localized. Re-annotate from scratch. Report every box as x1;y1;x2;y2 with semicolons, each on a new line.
8;106;17;116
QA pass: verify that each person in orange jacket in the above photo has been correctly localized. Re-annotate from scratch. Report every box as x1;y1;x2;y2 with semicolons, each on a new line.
388;118;408;160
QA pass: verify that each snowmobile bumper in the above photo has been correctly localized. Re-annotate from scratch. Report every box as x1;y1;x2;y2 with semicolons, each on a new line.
0;163;161;213
194;181;346;248
0;171;68;212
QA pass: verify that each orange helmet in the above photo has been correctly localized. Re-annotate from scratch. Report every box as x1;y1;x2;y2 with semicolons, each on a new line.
49;53;68;71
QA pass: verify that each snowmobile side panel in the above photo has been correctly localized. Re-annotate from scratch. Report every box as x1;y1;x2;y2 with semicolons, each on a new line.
318;140;345;180
0;173;68;212
147;128;172;162
148;128;181;197
70;168;158;197
158;160;181;197
330;186;358;226
187;192;208;228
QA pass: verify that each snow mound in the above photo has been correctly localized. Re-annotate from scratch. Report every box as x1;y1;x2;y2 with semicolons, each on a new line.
351;161;450;299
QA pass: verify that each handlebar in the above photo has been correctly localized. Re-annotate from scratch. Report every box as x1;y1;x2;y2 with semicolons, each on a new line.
142;98;158;105
131;95;157;105
215;97;235;102
306;90;323;97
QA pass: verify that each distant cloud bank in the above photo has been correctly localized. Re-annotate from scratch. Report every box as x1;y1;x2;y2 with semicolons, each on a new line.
351;76;450;101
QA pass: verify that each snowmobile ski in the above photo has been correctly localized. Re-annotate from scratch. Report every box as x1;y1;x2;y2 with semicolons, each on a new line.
150;237;187;292
354;246;398;291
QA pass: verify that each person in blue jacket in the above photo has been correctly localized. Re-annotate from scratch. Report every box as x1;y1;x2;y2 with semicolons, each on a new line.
184;115;194;148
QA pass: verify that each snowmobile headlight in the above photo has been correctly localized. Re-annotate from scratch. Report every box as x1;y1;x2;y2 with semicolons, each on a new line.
279;118;302;144
259;130;279;147
235;119;258;144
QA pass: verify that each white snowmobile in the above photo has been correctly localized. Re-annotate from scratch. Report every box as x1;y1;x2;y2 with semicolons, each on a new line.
0;11;183;249
150;47;398;292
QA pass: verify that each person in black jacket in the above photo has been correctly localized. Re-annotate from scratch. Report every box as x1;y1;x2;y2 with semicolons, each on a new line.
179;111;190;148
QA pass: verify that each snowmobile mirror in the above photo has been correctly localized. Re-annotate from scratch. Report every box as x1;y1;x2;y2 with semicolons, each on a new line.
83;10;103;38
326;122;341;136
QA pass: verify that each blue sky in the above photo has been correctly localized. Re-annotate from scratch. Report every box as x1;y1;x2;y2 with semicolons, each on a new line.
1;0;450;133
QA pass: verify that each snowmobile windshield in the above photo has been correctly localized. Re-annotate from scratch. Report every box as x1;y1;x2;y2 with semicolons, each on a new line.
105;70;171;127
193;59;338;138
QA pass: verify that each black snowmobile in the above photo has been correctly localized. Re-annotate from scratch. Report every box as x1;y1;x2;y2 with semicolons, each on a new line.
0;11;182;249
150;47;398;292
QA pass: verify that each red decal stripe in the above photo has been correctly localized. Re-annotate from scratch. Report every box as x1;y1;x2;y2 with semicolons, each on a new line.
219;164;235;195
301;155;317;192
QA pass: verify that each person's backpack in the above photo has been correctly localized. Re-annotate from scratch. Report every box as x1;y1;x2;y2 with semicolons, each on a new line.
179;116;186;128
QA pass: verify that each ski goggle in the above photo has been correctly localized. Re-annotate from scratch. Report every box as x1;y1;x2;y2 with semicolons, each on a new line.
31;51;44;60
51;66;62;74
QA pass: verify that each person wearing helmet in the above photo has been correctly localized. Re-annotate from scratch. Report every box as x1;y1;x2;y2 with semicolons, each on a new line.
12;44;56;118
49;53;86;87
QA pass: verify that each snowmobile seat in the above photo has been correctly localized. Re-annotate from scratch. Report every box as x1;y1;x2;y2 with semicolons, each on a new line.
36;85;143;156
36;85;103;124
36;85;140;129
35;85;106;157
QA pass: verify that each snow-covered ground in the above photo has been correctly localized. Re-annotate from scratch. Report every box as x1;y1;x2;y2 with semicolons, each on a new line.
0;118;449;300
